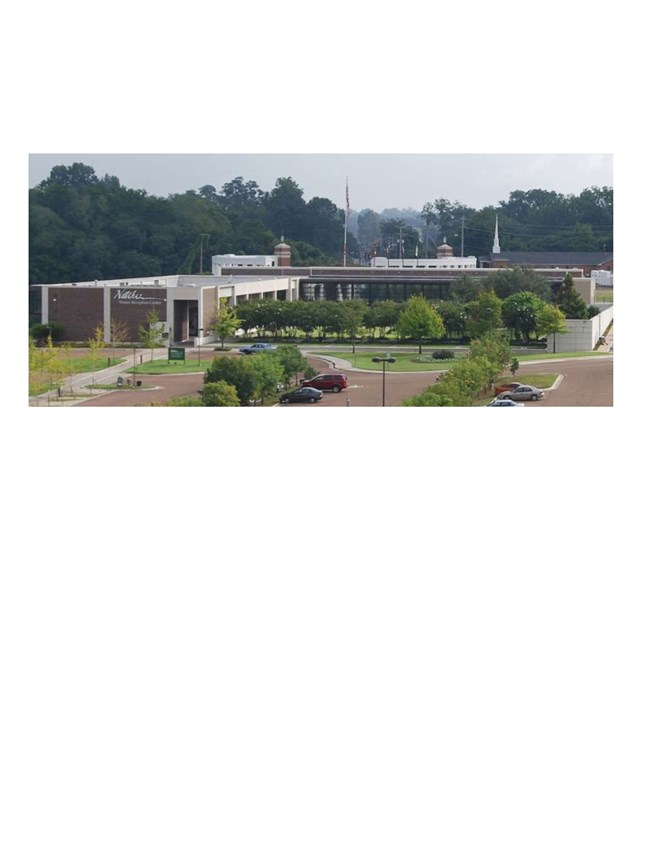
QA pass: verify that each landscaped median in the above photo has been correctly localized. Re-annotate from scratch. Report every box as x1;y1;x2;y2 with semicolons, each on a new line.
313;350;467;373
311;348;603;374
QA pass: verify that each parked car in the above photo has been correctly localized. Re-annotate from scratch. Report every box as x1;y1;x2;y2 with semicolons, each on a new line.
279;387;323;404
487;398;525;407
239;342;277;354
499;385;545;401
301;372;349;392
494;381;523;395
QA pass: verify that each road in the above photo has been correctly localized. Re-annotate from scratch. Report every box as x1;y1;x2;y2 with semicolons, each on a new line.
33;348;613;408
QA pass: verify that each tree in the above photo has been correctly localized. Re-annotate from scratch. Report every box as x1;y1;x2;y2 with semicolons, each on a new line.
109;319;130;360
363;300;401;339
274;344;308;386
265;177;307;240
339;300;368;351
202;381;240;406
87;324;106;386
420;202;437;258
397;294;445;354
380;218;419;258
466;290;503;339
436;300;469;339
536;303;567;352
304;197;345;256
357;209;382;253
247;353;285;403
138;309;165;360
39;163;99;188
203;353;283;405
555;273;588;319
468;331;512;372
211;301;241;348
502;291;545;344
450;274;482;303
219;176;265;210
487;267;552;302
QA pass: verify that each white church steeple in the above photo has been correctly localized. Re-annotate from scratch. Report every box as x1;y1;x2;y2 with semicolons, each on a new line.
492;214;501;254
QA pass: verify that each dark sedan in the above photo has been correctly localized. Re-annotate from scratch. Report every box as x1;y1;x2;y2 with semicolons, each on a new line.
279;387;323;404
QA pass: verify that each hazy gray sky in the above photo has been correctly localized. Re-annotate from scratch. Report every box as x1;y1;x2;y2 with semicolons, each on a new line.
29;153;612;213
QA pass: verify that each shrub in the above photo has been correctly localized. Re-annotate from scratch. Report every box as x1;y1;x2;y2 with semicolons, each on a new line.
202;381;240;407
432;349;455;360
30;322;64;344
165;396;203;407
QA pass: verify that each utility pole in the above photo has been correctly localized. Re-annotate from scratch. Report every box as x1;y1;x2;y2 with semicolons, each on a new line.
460;216;465;257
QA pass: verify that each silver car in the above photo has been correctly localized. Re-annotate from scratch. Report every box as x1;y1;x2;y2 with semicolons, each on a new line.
487;398;525;407
500;385;544;401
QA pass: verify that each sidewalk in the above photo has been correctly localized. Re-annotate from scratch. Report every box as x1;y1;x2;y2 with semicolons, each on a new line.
29;349;169;407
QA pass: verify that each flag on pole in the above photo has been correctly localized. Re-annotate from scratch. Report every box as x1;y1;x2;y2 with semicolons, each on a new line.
343;177;349;266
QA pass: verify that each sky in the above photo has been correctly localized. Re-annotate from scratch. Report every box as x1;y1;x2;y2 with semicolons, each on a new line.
28;152;613;213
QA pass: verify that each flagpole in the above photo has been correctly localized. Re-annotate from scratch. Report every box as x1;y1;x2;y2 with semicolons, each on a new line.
343;177;349;267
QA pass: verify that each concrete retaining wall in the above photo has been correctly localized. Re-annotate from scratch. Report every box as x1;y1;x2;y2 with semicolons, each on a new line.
547;306;613;352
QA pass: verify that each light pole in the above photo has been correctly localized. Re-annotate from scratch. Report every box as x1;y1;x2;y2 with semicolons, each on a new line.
372;354;396;406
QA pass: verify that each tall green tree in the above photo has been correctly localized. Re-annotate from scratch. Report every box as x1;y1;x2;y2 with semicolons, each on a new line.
363;300;402;339
274;344;308;386
501;291;545;344
138;310;165;360
487;267;552;301
536;303;567;351
339;300;368;349
467;290;503;338
304;197;345;256
211;302;241;348
555;273;588;318
264;177;307;240
397;295;445;353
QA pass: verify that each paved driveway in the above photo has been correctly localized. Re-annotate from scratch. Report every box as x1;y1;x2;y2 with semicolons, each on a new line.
68;352;612;408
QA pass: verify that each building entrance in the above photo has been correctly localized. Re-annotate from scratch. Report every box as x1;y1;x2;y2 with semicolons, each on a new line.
172;300;199;343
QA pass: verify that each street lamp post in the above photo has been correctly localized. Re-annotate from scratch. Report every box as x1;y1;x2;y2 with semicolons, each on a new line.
372;354;396;406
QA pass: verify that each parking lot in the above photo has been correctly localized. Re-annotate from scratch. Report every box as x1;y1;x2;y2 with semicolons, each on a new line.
74;353;613;407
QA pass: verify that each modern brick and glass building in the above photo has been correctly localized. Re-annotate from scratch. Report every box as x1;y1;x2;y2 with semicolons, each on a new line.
30;235;598;343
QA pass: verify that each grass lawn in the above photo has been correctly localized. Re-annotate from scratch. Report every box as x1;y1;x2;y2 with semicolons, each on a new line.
317;351;466;372
516;350;605;361
496;373;557;388
125;359;213;375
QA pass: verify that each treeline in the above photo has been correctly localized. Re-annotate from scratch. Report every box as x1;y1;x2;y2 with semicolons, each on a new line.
355;188;613;261
29;162;613;285
29;164;348;284
229;270;589;345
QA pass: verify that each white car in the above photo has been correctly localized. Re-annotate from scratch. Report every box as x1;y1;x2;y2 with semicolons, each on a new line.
487;398;525;407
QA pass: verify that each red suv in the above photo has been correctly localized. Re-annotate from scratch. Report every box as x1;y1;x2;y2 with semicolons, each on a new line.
301;372;348;392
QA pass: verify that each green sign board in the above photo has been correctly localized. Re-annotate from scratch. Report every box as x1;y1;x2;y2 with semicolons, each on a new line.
168;347;186;361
